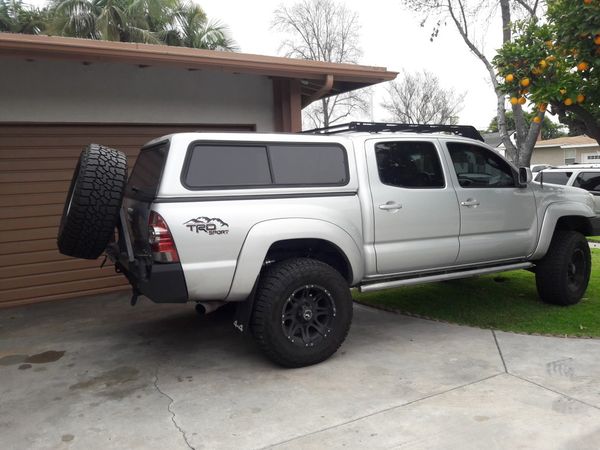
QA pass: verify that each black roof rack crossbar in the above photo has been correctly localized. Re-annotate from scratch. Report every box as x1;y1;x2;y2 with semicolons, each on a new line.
303;121;484;142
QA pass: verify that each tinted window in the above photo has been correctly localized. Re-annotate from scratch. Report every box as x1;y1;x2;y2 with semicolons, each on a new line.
573;172;600;192
127;143;167;198
535;171;572;185
269;144;347;185
447;143;515;188
184;145;271;188
375;141;445;188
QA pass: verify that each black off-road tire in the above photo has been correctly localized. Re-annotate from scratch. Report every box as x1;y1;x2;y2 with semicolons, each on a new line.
251;258;353;368
535;230;591;306
57;144;127;259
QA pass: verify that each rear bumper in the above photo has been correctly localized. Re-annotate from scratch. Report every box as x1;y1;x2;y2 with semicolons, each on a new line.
115;255;188;303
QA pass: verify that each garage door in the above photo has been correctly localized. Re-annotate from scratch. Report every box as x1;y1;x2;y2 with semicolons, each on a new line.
0;123;254;308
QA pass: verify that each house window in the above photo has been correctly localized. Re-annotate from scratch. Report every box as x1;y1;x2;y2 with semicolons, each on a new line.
564;149;576;165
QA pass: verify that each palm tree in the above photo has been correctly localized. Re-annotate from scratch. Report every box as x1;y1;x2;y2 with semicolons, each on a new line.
171;2;236;51
1;0;48;34
1;0;237;50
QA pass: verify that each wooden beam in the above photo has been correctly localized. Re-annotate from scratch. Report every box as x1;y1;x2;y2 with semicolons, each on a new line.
273;78;302;133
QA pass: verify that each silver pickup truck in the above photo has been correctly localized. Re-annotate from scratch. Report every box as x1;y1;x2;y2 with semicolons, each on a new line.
57;122;599;367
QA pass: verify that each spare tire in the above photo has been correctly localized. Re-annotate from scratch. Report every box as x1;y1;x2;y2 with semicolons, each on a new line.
57;144;128;259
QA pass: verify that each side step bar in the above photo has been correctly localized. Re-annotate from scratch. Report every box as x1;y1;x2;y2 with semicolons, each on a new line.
359;262;534;293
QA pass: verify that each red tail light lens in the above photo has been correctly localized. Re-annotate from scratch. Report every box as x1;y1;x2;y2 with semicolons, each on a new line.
148;211;179;263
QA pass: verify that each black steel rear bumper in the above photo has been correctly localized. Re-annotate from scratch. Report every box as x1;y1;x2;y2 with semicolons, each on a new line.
113;254;188;303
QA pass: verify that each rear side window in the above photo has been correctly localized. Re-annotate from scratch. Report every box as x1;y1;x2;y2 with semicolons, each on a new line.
375;141;445;188
127;143;168;198
183;142;349;189
573;172;600;193
184;145;271;188
535;171;572;185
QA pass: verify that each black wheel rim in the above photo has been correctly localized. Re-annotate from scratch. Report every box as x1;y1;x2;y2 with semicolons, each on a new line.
281;284;336;347
567;248;585;291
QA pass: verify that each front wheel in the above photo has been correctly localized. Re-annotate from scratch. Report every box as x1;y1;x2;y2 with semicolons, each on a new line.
251;258;353;368
535;230;591;306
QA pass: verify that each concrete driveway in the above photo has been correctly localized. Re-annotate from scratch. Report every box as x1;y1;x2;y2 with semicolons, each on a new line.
1;293;599;450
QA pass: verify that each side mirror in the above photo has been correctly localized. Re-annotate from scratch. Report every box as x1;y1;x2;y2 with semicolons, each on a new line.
518;167;532;187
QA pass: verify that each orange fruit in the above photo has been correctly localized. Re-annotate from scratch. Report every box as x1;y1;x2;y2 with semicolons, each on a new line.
520;78;530;87
545;40;553;49
584;0;592;5
505;74;514;83
595;35;600;45
539;60;548;69
518;97;527;105
546;55;556;62
577;61;589;71
532;67;541;75
564;98;574;106
510;97;519;105
539;103;547;112
577;94;586;103
560;88;567;95
533;116;542;124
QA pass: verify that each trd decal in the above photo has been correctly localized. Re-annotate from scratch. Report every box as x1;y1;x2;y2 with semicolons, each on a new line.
184;217;229;235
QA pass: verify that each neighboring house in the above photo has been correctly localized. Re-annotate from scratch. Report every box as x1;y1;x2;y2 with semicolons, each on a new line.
483;131;515;158
0;33;396;308
531;135;600;166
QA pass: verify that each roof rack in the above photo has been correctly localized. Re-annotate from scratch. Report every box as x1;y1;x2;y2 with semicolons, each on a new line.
303;121;484;142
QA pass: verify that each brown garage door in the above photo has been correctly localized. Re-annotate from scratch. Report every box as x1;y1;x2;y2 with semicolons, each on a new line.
0;123;254;308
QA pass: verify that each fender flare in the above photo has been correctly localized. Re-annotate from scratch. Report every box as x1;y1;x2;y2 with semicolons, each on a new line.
226;218;364;301
530;201;596;260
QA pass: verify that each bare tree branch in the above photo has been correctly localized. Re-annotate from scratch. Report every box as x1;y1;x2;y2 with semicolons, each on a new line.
381;70;464;125
273;0;365;127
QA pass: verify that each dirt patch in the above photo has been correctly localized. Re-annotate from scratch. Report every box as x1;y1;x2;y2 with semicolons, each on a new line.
69;367;141;399
25;350;65;364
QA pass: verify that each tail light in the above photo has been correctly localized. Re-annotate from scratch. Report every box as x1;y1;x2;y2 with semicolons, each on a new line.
148;211;179;263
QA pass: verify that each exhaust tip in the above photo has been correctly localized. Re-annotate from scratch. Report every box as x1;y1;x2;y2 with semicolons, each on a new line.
195;303;207;316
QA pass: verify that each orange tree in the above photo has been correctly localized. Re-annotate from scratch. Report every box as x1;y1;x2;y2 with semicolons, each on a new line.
493;0;600;144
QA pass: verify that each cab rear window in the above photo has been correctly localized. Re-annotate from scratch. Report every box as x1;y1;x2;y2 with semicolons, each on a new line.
182;142;349;189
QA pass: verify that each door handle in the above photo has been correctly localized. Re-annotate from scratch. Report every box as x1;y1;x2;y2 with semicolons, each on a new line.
460;199;480;207
379;201;402;211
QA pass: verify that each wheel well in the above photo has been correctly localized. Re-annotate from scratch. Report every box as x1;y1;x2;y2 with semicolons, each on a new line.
265;239;352;283
555;216;593;236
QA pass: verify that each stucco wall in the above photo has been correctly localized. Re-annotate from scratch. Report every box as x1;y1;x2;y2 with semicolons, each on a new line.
531;147;565;165
0;57;275;131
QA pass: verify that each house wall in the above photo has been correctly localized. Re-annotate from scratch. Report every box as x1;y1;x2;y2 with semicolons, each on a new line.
0;57;275;131
531;146;565;165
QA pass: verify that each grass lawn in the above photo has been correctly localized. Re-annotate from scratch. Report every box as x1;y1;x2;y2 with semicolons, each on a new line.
354;249;600;337
589;236;600;243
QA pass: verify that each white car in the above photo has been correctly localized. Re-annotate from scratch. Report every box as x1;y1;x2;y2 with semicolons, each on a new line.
535;165;600;213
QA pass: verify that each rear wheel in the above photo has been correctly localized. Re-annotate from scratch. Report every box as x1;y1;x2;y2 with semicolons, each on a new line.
251;258;353;367
57;144;127;259
535;230;591;306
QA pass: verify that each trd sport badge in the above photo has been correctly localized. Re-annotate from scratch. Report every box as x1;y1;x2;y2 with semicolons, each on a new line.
184;217;229;235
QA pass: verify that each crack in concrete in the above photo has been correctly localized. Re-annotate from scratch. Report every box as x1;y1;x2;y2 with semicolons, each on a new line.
153;368;195;450
491;330;508;373
262;372;504;449
509;373;600;412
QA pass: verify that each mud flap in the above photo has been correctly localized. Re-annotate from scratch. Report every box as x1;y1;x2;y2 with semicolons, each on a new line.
232;279;259;335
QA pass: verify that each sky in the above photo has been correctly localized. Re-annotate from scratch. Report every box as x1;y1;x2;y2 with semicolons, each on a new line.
26;0;505;129
199;0;504;129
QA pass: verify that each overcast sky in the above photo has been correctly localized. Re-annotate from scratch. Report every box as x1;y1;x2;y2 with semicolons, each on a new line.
26;0;505;129
200;0;503;129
